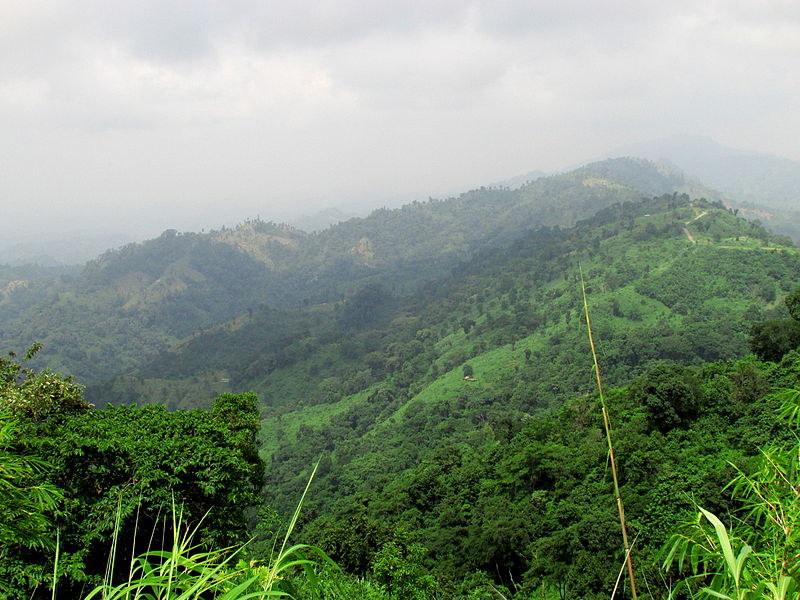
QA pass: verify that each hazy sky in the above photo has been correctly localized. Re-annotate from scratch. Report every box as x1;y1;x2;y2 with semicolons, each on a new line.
2;0;799;242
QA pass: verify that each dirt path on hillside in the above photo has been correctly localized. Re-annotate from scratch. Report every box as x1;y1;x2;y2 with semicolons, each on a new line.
685;210;709;225
682;210;708;243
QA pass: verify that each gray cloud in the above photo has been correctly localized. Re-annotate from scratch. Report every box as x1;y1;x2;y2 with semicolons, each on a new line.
1;0;798;247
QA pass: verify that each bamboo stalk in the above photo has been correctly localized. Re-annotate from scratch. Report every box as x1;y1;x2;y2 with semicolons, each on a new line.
51;529;59;600
579;265;638;600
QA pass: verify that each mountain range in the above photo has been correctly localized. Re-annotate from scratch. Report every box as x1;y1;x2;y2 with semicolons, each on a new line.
3;148;800;598
0;157;709;382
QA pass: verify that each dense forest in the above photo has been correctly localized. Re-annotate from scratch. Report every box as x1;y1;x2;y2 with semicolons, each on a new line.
2;158;800;598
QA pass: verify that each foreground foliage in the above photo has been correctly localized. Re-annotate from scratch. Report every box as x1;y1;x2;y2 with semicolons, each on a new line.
663;388;800;600
0;415;63;552
3;339;800;598
0;348;266;598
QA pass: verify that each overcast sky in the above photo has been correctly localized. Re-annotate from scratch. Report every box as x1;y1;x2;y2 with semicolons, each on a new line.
2;0;799;243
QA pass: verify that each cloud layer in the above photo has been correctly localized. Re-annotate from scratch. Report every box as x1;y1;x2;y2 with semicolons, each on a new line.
2;1;799;240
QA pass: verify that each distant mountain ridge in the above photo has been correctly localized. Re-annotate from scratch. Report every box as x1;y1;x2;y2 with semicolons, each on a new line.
607;135;800;240
0;233;135;267
491;169;548;189
290;207;364;233
610;135;800;208
0;157;747;385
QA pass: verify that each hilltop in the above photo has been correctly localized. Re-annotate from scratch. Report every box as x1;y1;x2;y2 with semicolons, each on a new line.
609;136;800;241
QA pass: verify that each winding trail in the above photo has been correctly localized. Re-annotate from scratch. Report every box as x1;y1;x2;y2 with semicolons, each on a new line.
682;210;708;244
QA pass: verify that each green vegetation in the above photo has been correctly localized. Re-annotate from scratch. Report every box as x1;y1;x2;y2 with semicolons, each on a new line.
750;288;800;362
0;158;719;385
0;417;63;552
6;347;800;598
663;388;800;599
297;354;797;598
245;196;797;532
0;348;265;597
2;158;800;598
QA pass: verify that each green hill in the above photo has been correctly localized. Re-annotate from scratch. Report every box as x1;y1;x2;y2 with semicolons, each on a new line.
91;196;798;539
253;196;794;509
0;157;712;384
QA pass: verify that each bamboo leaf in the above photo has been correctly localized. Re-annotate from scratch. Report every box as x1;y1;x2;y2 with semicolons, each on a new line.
699;587;735;600
734;544;752;583
698;507;739;587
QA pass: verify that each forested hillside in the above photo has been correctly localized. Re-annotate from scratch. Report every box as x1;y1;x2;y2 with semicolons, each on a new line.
247;196;797;518
307;353;800;598
102;194;796;413
0;158;714;385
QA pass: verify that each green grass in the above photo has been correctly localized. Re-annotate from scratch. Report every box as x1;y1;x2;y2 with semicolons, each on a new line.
67;468;337;600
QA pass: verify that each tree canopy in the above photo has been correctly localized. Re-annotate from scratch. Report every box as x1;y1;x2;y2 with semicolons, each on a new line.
0;349;265;597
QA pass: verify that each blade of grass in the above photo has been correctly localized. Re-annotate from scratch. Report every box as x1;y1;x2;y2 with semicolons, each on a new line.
580;264;638;600
261;461;320;590
100;494;124;594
